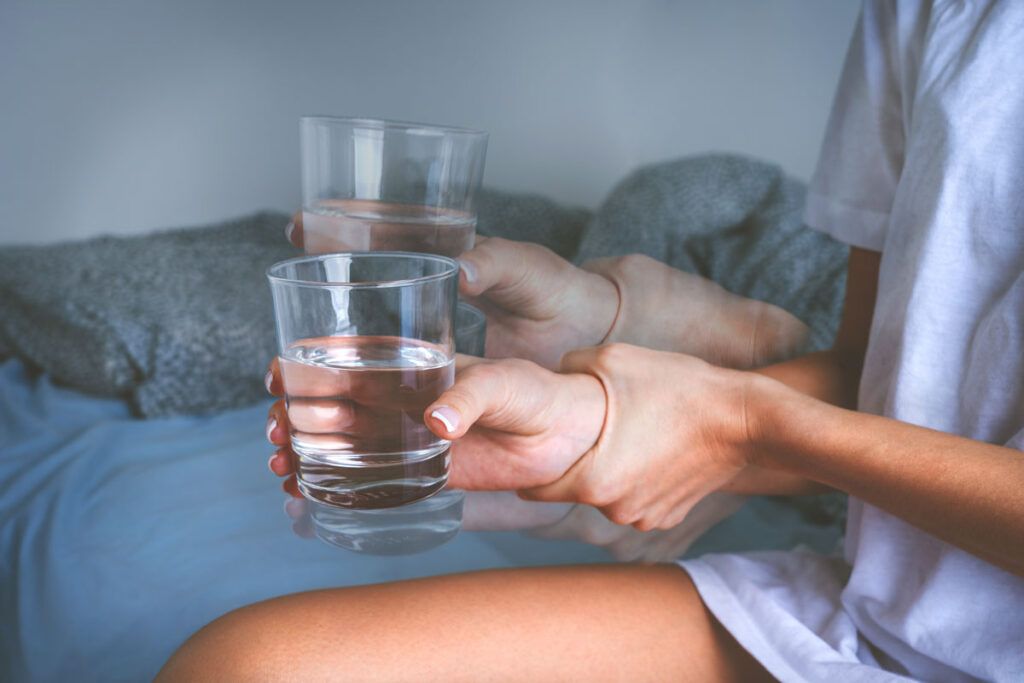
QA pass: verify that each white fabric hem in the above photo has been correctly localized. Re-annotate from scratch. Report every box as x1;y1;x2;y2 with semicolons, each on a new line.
803;191;890;252
679;558;916;683
681;558;813;683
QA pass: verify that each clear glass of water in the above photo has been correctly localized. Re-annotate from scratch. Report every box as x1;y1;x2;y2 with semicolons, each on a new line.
300;116;488;258
267;252;458;509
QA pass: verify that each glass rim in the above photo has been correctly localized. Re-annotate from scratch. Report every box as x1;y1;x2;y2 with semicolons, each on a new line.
300;115;488;140
267;251;459;290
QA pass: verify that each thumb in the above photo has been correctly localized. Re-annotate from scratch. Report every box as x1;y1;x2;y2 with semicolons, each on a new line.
424;358;556;440
285;211;304;249
458;237;568;306
559;345;605;374
458;235;530;299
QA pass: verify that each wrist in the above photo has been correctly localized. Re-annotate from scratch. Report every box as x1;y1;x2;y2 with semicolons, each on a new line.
579;254;645;346
741;373;813;472
574;268;620;346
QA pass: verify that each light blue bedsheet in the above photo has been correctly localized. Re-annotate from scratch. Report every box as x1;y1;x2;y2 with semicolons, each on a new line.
0;360;841;681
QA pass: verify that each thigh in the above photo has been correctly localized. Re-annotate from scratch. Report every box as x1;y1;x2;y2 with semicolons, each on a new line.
158;564;771;682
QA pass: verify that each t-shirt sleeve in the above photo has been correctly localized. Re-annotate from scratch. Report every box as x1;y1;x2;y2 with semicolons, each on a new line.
804;0;905;252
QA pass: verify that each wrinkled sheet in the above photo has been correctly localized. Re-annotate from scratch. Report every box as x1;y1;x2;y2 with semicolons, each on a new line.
0;360;841;681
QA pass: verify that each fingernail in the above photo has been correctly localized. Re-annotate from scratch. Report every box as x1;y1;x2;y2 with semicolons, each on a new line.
284;221;295;243
266;416;278;442
268;454;280;474
458;259;477;284
264;369;274;394
430;406;460;434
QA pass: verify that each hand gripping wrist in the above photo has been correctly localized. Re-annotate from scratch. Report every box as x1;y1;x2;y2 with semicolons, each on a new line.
521;343;759;530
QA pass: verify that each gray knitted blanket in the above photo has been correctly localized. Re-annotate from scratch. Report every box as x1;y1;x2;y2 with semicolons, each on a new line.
0;154;846;417
0;212;297;417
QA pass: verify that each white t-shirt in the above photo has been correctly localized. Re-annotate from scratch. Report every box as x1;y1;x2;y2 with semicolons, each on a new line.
682;1;1024;681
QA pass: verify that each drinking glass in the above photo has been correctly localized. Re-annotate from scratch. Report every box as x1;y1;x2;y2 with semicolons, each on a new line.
300;116;487;258
301;489;465;555
267;252;458;509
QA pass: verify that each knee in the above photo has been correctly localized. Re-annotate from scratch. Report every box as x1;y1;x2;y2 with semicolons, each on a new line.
156;604;290;682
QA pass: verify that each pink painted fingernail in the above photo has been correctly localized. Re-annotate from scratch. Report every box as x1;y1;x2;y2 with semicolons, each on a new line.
458;259;477;284
266;416;278;442
264;369;274;394
430;406;460;434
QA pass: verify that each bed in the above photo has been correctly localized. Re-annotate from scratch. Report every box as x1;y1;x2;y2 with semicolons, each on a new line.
0;357;846;681
0;155;848;681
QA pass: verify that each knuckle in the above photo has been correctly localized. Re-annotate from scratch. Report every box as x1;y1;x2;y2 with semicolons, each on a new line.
500;357;541;376
614;253;656;275
577;473;619;508
632;517;658;532
603;503;639;527
458;362;520;405
478;236;513;262
460;362;500;384
484;236;512;250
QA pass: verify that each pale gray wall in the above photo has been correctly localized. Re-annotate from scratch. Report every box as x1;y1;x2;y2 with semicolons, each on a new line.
0;0;860;245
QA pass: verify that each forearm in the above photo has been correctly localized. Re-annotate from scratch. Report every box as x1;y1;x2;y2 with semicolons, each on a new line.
582;255;809;368
720;349;861;494
754;382;1024;576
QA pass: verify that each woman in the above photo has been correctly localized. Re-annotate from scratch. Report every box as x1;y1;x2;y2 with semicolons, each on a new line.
161;2;1024;680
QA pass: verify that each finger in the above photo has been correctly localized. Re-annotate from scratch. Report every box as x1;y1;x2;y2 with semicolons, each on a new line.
517;462;588;503
285;211;304;248
282;474;302;499
268;446;295;477
284;397;357;434
266;400;290;446
424;359;553;440
578;256;619;279
558;345;604;374
266;357;283;397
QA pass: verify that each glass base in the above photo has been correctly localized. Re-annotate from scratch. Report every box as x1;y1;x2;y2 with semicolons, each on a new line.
295;446;450;509
306;489;465;555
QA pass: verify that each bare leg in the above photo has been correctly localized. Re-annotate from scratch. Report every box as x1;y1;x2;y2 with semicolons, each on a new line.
158;565;770;682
